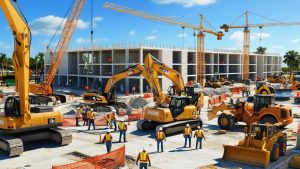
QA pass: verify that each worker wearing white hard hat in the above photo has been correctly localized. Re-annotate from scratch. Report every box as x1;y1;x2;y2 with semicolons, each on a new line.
194;126;205;149
136;147;151;168
156;127;166;152
87;108;96;130
118;119;127;142
102;129;113;153
183;123;192;148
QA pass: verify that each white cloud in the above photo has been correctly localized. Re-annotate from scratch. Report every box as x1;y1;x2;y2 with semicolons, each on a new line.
291;39;300;43
129;30;136;36
30;15;89;36
229;31;271;45
251;32;271;40
152;0;217;7
176;33;187;38
145;35;158;40
92;16;103;28
76;37;107;44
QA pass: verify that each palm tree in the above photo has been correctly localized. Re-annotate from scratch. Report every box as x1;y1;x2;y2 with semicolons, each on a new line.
255;46;267;55
0;53;7;77
283;50;300;70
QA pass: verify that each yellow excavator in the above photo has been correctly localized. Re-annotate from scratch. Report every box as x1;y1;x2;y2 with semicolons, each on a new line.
83;64;147;112
137;54;204;135
223;123;287;167
205;76;232;88
0;0;72;157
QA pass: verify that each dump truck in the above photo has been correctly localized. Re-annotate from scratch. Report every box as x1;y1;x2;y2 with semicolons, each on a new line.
207;94;293;130
223;123;287;167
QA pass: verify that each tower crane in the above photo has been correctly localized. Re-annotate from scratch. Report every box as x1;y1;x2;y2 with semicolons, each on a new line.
221;11;300;81
29;0;86;103
103;2;224;86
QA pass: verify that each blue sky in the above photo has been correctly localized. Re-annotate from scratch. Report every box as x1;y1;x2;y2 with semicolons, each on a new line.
1;0;300;57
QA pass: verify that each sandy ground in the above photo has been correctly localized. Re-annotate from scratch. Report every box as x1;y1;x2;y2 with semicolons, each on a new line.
0;86;299;169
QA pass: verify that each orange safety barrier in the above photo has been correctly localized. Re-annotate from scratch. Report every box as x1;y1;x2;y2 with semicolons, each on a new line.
297;92;300;97
298;124;300;134
128;109;143;123
231;87;240;94
63;116;107;127
52;146;126;169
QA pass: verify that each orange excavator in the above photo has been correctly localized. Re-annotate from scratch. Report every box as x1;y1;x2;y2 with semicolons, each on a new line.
29;0;86;104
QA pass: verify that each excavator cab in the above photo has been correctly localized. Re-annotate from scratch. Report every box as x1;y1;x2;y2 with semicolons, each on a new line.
169;96;192;118
253;94;275;112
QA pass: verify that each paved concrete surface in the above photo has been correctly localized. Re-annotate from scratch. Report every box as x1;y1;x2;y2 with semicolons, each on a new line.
0;86;300;169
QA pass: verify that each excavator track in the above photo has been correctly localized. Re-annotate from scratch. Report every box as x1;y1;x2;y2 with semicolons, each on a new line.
137;119;203;136
0;128;72;157
0;135;23;157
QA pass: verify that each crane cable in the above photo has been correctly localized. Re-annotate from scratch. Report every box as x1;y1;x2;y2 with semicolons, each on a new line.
47;0;74;51
91;0;94;48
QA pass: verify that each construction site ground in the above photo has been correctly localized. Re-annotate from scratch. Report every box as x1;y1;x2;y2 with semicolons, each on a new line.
0;86;300;169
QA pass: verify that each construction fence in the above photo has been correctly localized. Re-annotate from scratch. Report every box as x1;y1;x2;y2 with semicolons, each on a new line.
52;146;126;169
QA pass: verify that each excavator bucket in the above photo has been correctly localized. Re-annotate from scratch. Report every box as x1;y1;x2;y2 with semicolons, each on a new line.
223;145;270;168
275;89;292;100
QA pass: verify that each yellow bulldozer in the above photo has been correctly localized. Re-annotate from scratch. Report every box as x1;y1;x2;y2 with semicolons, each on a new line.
207;94;293;130
223;123;287;167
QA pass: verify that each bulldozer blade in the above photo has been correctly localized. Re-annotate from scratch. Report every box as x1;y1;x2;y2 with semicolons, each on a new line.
223;145;270;168
207;110;217;121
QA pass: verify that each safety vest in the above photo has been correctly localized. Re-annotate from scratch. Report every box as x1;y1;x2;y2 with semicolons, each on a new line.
89;111;96;120
184;127;192;135
156;131;165;140
105;133;112;142
139;152;148;162
118;122;126;131
195;130;204;138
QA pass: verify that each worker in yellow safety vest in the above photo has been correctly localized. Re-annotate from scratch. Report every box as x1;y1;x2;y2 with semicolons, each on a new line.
102;130;113;153
75;107;82;126
118;119;127;142
87;108;96;130
194;126;205;149
106;113;112;129
136;148;151;169
183;124;192;148
156;127;166;152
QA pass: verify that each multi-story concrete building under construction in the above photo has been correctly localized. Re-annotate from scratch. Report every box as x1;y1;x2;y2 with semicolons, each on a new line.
45;44;282;94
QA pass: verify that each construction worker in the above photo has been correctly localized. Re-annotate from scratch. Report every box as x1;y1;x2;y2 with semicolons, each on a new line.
88;108;96;130
106;113;112;129
111;112;117;131
102;130;113;153
118;119;127;142
156;127;166;152
136;148;151;169
75;107;82;126
183;124;192;148
82;106;88;126
194;126;205;149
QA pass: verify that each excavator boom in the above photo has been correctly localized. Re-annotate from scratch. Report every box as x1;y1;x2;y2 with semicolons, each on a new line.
0;0;31;124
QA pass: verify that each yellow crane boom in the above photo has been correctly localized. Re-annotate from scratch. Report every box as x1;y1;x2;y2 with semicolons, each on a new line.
103;2;223;86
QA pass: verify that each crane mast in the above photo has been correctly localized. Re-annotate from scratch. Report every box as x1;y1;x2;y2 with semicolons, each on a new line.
103;2;223;86
43;0;86;93
221;11;300;81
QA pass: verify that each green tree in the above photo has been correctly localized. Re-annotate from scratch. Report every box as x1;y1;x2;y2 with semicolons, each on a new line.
283;50;300;70
255;46;267;55
0;53;7;76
